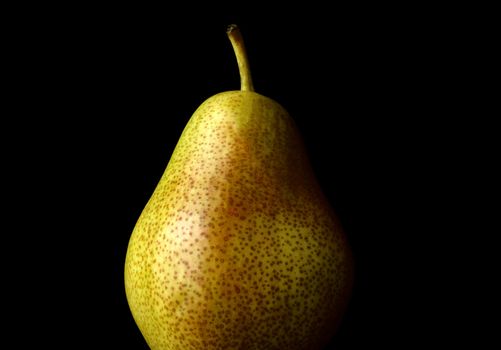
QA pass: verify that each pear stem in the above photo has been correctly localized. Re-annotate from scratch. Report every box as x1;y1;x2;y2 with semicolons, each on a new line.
227;24;254;92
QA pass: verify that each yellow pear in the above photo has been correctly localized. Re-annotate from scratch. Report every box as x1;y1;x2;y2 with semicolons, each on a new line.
124;24;354;350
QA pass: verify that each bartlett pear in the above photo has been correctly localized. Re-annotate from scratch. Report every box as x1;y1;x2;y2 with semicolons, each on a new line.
124;25;354;350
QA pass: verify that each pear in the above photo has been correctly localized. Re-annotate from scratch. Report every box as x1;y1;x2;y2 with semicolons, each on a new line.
124;24;354;350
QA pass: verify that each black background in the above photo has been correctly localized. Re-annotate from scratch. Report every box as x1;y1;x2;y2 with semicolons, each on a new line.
6;4;476;349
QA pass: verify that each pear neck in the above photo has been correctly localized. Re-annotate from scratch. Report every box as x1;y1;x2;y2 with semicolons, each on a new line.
227;24;254;92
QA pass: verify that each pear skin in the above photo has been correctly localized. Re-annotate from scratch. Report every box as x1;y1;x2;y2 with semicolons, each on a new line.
125;25;354;350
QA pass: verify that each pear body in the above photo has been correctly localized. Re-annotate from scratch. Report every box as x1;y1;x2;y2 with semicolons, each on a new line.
124;91;353;350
